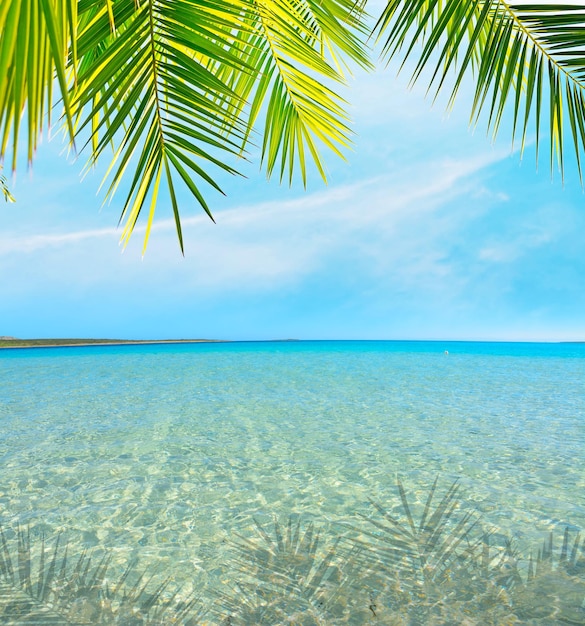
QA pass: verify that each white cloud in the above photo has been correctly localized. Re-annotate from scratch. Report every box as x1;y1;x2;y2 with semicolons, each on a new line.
0;227;119;255
0;147;510;298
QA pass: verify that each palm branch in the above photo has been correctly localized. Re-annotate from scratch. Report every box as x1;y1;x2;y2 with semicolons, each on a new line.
375;1;585;183
0;0;370;252
0;0;77;172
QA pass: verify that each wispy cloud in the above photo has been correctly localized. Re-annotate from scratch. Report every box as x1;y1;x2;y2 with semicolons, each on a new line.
0;227;119;255
0;148;510;300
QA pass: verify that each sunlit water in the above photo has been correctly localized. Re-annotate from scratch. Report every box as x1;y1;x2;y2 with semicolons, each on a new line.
0;340;584;623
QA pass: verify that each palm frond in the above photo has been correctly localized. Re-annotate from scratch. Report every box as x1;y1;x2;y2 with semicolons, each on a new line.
71;0;255;253
238;0;372;185
1;0;371;251
0;0;76;170
375;1;585;182
72;0;370;250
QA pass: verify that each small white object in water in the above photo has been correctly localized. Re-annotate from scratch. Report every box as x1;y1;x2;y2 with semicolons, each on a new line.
444;350;449;355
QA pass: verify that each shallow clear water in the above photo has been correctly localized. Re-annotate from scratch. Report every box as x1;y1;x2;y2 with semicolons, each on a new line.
0;340;584;623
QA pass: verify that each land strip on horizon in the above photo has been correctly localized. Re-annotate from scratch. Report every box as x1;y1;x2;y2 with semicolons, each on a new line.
0;338;226;349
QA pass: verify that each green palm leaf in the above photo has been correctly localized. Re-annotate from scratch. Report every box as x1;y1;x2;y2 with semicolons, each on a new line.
7;0;585;250
0;0;76;169
237;0;372;185
72;0;254;253
0;0;370;251
375;1;585;182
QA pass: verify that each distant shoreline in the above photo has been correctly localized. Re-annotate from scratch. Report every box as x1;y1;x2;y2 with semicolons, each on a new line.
0;338;582;350
0;339;228;350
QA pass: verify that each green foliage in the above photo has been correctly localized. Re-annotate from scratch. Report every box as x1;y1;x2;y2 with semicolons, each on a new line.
0;0;370;252
2;2;585;250
375;1;585;182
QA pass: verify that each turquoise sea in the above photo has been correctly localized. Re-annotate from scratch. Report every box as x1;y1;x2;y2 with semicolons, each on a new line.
0;340;584;624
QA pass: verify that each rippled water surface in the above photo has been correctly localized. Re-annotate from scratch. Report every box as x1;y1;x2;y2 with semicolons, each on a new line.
0;340;584;622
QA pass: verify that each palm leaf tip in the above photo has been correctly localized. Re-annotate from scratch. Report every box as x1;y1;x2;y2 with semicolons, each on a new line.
0;166;14;202
235;0;371;186
75;0;253;251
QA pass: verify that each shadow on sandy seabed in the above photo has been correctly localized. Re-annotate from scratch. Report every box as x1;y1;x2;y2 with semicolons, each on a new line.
0;479;583;625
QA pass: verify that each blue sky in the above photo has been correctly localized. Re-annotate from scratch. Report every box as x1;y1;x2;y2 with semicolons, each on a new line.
1;63;584;341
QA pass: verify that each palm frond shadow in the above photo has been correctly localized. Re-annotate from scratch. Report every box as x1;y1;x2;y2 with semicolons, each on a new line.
217;515;362;625
352;478;585;624
355;478;483;593
350;478;501;623
505;528;585;623
0;525;202;625
1;480;584;625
